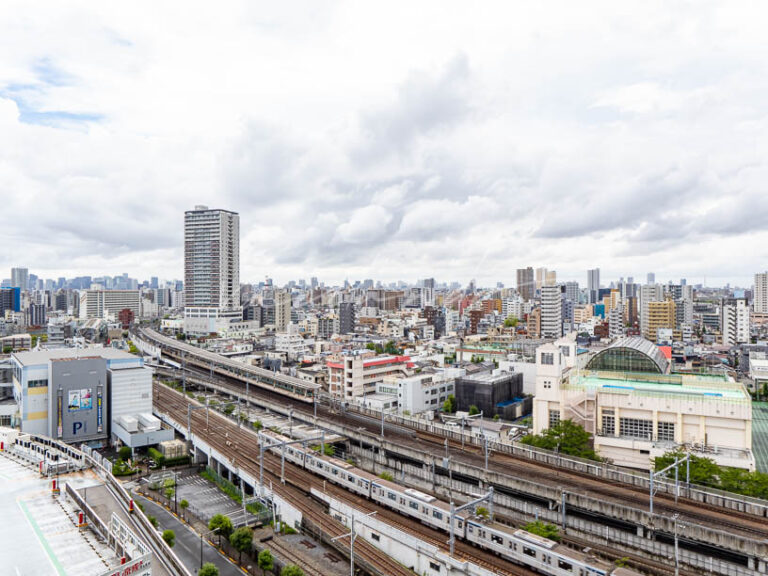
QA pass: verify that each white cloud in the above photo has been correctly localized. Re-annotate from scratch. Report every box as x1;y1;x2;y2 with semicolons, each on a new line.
0;1;767;287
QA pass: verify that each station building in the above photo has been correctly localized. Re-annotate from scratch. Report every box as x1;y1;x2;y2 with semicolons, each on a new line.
533;336;755;471
10;348;172;449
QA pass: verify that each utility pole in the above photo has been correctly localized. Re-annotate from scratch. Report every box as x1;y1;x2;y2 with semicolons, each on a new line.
332;511;377;576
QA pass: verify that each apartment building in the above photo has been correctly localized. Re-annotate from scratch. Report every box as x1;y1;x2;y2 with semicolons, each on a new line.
327;354;412;399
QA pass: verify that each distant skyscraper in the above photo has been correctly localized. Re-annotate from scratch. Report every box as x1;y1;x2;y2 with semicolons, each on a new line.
647;272;656;285
516;267;535;301
755;272;768;314
183;205;241;334
565;281;580;303
587;268;600;304
721;298;749;345
11;267;28;290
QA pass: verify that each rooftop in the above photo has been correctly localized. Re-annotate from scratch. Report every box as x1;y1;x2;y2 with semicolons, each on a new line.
569;370;750;401
12;347;139;367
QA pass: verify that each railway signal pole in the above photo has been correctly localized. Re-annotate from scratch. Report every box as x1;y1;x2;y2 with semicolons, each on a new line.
448;487;494;556
649;454;690;515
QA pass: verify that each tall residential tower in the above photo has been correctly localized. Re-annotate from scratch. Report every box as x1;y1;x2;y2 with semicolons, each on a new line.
183;205;241;334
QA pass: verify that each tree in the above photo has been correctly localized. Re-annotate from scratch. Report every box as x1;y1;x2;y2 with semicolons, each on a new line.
442;394;456;414
198;563;219;576
164;487;175;500
252;420;263;431
148;515;158;528
493;414;500;422
179;499;189;520
378;471;394;481
257;549;274;576
519;419;600;461
654;452;720;488
281;565;305;576
162;529;175;547
229;526;253;563
118;446;132;461
523;520;560;542
504;316;519;328
475;506;490;520
208;514;233;545
2;346;12;354
468;405;480;416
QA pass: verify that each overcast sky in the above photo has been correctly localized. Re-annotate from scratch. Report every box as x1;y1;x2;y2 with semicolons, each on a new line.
2;1;767;288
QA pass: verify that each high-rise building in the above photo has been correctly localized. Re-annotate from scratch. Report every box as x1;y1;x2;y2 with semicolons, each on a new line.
587;268;600;304
183;205;241;334
0;287;21;314
565;281;580;303
516;267;535;301
645;299;676;342
274;289;291;331
639;284;664;340
647;272;656;285
721;298;749;346
339;302;356;334
27;303;46;326
540;284;564;338
755;272;768;314
11;267;28;290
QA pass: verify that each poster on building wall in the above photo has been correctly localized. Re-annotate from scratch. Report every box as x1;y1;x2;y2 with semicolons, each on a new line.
68;389;93;411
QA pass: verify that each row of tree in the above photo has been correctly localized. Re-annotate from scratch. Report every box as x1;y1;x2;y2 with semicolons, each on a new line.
655;452;768;500
207;514;305;575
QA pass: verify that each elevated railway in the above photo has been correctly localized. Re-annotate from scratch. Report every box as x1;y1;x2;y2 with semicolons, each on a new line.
136;328;768;572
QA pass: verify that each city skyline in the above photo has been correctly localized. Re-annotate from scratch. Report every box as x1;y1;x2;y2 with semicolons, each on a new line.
2;3;768;286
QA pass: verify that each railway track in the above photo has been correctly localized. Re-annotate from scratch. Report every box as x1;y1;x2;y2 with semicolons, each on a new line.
160;364;768;542
156;384;537;576
154;385;413;576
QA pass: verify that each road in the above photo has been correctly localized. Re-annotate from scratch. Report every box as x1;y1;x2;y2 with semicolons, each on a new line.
131;492;245;576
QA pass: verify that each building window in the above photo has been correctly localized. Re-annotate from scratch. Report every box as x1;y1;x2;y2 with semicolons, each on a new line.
371;533;380;542
549;410;561;428
619;417;653;440
559;346;570;357
27;379;48;388
601;414;615;436
541;353;554;365
657;422;675;442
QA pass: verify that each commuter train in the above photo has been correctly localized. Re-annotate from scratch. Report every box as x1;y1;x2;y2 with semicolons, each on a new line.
261;431;641;576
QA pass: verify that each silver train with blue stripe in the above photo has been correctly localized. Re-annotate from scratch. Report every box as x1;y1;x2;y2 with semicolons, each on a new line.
263;431;640;576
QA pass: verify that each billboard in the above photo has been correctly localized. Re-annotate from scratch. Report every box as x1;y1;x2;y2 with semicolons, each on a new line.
68;388;93;412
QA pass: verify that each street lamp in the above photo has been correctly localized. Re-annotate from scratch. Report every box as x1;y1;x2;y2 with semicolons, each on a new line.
200;526;221;569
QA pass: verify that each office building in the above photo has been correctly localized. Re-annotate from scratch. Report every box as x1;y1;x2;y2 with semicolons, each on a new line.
533;337;754;471
0;287;21;314
755;272;768;314
339;302;356;334
540;284;564;338
647;272;656;285
565;281;580;304
10;267;28;290
721;298;749;346
79;290;140;321
516;267;535;301
587;268;600;304
183;206;241;334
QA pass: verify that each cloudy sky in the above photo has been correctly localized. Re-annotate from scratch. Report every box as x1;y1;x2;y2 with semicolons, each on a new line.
2;1;767;288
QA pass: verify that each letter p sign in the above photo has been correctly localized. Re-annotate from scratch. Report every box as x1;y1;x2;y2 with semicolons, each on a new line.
72;421;83;435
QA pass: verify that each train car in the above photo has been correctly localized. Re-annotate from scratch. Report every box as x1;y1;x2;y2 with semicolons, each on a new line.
262;430;643;576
